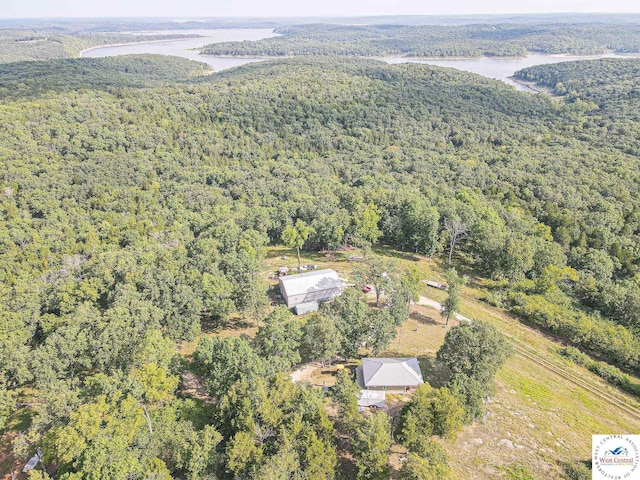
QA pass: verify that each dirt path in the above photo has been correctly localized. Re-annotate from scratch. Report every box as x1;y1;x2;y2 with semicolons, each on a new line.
417;295;472;323
291;361;323;383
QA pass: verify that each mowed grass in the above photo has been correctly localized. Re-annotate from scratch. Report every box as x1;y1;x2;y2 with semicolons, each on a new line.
341;249;640;479
188;246;640;478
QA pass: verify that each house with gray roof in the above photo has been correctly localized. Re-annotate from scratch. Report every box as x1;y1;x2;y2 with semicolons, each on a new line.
356;357;424;393
279;269;343;308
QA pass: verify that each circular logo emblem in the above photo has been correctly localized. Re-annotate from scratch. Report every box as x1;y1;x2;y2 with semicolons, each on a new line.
593;435;639;480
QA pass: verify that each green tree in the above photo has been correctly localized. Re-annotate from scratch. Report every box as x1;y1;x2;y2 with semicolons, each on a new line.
0;383;15;432
395;384;465;443
43;393;150;479
282;219;315;271
351;411;392;480
399;439;452;480
437;322;512;385
300;313;342;366
192;336;267;398
353;203;382;248
254;306;302;371
441;268;466;327
449;373;487;423
219;374;336;478
331;369;360;423
227;249;268;321
325;288;371;359
201;271;236;323
499;235;535;280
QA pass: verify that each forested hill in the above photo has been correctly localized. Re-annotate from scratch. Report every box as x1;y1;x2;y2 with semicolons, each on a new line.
2;56;640;476
515;58;640;154
2;56;640;363
200;22;640;57
515;58;640;118
0;55;209;101
0;30;202;63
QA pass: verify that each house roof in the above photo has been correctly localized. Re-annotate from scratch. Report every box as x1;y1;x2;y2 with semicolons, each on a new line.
361;357;424;388
279;269;342;297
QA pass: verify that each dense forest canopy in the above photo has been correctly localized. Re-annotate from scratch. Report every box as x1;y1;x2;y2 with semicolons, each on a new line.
200;22;640;57
2;53;640;477
0;55;209;100
515;58;640;155
0;30;202;63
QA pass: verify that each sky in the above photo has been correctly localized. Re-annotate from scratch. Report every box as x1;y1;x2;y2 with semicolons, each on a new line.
4;0;640;18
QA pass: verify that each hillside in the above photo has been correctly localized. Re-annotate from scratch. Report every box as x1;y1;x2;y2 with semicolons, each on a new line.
0;55;209;101
200;23;640;57
515;58;640;154
1;56;640;478
0;30;202;64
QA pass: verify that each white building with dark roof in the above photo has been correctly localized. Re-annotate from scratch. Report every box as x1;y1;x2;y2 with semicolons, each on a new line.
357;357;424;393
278;269;343;308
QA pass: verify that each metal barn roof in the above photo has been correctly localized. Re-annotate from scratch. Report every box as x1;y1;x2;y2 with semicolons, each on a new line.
279;269;342;298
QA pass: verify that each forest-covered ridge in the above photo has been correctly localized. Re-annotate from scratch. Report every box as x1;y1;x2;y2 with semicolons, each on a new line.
1;55;640;478
514;58;640;154
0;30;202;64
0;55;209;101
200;22;640;57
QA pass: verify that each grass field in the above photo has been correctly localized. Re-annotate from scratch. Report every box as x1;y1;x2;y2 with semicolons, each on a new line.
227;245;640;478
207;245;640;478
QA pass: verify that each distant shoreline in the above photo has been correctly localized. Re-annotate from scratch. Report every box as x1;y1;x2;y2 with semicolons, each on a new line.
79;36;203;57
382;51;640;62
195;51;640;62
506;76;551;95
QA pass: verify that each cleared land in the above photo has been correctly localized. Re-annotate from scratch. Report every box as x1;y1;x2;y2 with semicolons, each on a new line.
268;247;640;479
156;246;640;479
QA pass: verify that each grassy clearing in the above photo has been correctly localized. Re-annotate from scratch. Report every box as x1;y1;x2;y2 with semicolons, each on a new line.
194;246;640;478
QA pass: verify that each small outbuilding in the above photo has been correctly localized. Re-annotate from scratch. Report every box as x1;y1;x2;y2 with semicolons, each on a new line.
278;269;343;308
294;301;319;315
357;390;386;409
357;357;424;393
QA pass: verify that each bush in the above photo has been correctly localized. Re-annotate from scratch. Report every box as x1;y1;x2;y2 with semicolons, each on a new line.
508;292;640;371
563;461;591;480
558;347;640;398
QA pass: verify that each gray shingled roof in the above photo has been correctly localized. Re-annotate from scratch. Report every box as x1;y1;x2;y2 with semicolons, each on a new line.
361;357;424;388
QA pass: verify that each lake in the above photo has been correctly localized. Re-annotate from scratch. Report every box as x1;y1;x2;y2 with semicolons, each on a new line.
83;30;633;86
81;28;278;71
381;53;629;91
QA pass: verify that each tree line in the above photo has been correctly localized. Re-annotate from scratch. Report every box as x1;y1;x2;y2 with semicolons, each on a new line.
200;23;640;58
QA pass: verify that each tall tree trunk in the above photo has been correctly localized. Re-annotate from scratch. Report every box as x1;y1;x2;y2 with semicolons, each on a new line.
297;247;301;271
448;238;455;265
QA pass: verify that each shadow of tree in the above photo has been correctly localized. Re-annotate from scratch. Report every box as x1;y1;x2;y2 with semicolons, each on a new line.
373;246;423;263
409;310;442;327
417;356;451;388
200;315;255;334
